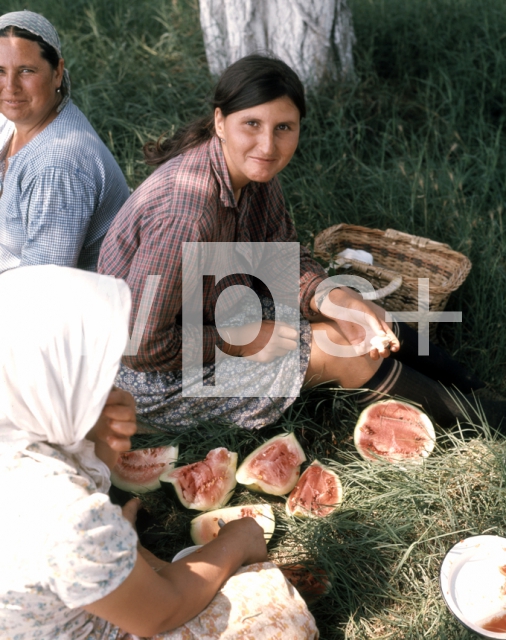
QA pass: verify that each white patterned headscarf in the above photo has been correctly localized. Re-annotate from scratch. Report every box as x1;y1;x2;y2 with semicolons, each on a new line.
0;265;131;490
0;10;71;111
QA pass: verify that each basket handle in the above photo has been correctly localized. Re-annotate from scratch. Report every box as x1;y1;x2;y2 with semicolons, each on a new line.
384;228;451;250
328;258;403;300
362;275;403;300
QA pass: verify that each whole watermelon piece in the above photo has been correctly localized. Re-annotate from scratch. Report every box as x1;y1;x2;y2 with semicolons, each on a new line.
286;460;343;518
236;432;306;496
110;445;179;493
160;447;237;511
190;504;275;545
354;399;435;464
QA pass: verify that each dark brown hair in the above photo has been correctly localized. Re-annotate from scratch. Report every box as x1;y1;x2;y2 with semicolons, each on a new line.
0;25;60;70
144;53;306;167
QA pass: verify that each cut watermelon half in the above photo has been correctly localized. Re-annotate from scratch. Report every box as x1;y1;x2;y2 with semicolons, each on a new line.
354;399;435;463
111;445;179;493
160;447;238;511
236;432;307;496
190;504;275;545
286;460;343;517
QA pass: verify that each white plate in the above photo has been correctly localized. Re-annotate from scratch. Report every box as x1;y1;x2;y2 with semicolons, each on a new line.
440;535;506;637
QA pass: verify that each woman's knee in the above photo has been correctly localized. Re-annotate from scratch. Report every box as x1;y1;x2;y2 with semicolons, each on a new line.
305;321;381;388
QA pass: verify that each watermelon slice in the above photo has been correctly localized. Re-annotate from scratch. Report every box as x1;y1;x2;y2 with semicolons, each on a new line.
354;400;435;463
190;504;275;545
286;460;343;517
111;445;179;493
279;563;331;603
236;433;307;496
160;447;237;511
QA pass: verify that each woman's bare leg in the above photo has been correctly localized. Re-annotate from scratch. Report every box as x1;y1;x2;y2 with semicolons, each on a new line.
303;318;383;389
303;297;395;389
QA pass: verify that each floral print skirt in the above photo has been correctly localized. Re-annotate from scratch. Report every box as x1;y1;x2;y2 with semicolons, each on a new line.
106;562;319;640
115;300;312;431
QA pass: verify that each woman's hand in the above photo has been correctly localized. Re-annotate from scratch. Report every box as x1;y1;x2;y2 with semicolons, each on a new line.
223;320;298;362
312;286;400;360
121;497;142;527
97;388;137;452
84;514;269;635
121;499;267;573
216;517;268;566
87;388;137;470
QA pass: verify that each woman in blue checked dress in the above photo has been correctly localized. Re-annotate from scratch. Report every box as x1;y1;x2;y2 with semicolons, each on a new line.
99;54;504;433
0;11;130;272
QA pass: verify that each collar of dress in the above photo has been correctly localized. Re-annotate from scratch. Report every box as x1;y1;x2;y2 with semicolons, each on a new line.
0;102;71;164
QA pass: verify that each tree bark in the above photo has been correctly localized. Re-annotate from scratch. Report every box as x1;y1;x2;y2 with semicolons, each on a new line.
199;0;356;89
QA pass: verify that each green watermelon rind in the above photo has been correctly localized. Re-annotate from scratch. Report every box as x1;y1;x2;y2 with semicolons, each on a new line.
190;504;275;545
235;432;307;496
354;399;436;464
110;445;179;494
285;460;343;518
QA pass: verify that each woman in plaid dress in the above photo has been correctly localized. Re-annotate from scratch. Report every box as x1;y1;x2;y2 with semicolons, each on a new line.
99;54;504;433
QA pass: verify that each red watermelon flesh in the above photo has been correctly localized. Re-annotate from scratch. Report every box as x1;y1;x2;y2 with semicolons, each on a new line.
249;443;299;484
279;564;331;603
111;445;178;493
236;433;307;496
354;400;435;463
286;460;342;517
160;447;238;511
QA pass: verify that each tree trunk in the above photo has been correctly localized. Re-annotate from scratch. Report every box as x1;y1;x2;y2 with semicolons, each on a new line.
199;0;356;89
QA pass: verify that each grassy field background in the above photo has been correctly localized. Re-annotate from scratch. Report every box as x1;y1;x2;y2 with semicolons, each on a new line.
4;0;506;636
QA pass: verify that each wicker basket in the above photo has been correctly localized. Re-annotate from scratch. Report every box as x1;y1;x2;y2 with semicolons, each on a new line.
313;224;472;339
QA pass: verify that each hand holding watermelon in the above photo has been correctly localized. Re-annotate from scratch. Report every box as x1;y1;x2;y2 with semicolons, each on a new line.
314;286;399;359
215;517;269;566
98;388;137;452
87;388;137;470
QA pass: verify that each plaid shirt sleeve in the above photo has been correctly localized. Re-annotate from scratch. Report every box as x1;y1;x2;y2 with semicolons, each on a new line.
98;159;224;372
266;178;328;318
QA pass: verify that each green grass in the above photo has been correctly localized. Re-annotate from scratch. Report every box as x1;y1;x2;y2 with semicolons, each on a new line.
6;0;502;389
4;0;506;636
122;396;506;640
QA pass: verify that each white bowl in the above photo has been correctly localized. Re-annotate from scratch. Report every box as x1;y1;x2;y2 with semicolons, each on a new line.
440;535;506;637
172;545;203;562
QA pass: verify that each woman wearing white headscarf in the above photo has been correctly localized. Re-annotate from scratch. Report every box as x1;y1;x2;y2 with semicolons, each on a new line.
0;265;318;640
0;10;130;273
